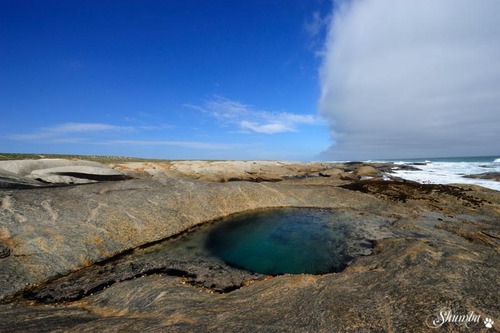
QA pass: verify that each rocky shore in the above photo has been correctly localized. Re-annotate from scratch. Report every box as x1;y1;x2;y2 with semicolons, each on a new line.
0;158;498;332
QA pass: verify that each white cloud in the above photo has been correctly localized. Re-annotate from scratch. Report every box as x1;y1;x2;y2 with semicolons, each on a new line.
49;122;131;133
138;124;174;131
7;122;236;151
304;11;330;38
319;0;500;160
104;140;234;150
195;96;323;134
7;122;176;143
240;121;293;134
8;122;133;141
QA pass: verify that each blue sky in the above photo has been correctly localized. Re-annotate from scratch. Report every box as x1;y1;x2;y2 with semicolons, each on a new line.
0;0;331;160
2;0;499;161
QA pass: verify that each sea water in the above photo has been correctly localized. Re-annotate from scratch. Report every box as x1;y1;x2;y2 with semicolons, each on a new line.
386;155;500;191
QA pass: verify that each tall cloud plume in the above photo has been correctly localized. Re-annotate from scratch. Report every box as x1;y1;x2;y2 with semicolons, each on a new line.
319;0;500;160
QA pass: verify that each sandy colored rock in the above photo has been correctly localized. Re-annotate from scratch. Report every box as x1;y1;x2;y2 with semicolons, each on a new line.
340;171;358;181
0;177;384;300
0;159;128;186
0;159;108;176
0;160;498;332
319;168;343;177
29;165;127;184
355;165;382;177
0;169;44;189
163;161;339;182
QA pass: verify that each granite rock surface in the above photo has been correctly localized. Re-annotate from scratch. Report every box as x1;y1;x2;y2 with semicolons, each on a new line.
0;159;498;332
0;159;128;186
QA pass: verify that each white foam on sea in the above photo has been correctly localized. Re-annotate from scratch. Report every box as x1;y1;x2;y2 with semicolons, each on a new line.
391;161;500;191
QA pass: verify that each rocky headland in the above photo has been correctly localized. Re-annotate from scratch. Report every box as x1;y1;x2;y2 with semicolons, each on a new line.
0;158;498;332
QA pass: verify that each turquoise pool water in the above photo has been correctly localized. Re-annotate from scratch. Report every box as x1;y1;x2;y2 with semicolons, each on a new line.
205;208;353;275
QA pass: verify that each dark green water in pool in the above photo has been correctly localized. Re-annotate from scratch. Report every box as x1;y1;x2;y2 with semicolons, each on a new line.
205;208;353;275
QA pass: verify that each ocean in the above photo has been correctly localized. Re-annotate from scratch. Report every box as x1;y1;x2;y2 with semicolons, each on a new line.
380;155;500;191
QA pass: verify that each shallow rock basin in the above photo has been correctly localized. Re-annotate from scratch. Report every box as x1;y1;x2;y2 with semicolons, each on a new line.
24;208;381;303
206;208;359;275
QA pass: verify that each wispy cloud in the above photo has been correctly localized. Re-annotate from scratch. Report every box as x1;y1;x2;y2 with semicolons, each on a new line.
51;123;131;133
304;11;330;38
6;122;237;151
239;121;292;134
8;122;133;142
103;140;234;150
304;8;332;53
193;96;322;134
138;124;174;131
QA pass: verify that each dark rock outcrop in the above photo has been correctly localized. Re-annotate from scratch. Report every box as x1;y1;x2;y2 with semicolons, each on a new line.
464;172;500;181
0;243;10;259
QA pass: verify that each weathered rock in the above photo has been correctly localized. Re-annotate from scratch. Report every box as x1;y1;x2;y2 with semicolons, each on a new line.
319;168;343;177
340;171;358;181
0;160;498;332
0;169;46;189
0;159;108;176
23;208;390;303
342;161;363;172
0;176;388;302
165;161;341;182
0;159;128;186
0;243;10;259
120;169;153;179
392;164;423;171
30;165;128;184
354;165;382;178
25;255;265;303
464;172;500;181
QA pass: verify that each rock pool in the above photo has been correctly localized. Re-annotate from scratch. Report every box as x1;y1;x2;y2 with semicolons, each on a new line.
206;208;356;275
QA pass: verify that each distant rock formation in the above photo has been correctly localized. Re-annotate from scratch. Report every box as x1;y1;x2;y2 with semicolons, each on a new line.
0;159;128;187
464;172;500;182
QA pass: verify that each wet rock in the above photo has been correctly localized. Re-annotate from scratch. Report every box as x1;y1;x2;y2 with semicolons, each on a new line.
25;254;264;303
464;172;500;181
0;243;10;258
391;164;422;171
340;179;491;206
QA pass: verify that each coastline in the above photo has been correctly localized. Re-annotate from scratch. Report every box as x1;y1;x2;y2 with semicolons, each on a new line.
2;153;498;191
